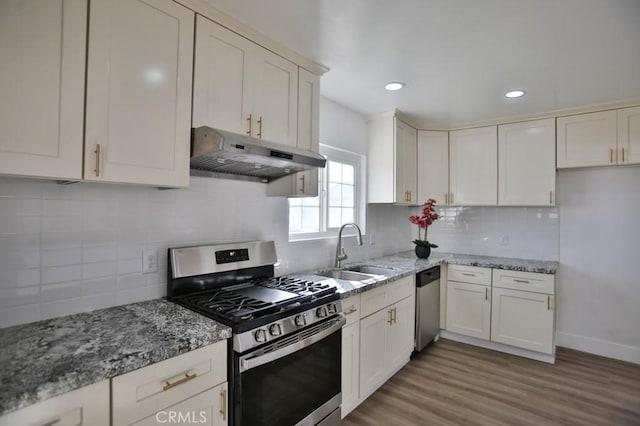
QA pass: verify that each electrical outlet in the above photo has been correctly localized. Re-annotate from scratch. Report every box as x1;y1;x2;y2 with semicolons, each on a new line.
143;249;158;274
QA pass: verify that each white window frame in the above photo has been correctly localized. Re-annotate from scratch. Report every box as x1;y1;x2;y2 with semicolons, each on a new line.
288;144;366;241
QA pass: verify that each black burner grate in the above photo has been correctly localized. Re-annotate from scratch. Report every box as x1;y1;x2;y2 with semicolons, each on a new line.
257;277;335;298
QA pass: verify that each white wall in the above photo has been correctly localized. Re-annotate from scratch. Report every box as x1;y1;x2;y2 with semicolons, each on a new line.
0;97;412;328
555;166;640;364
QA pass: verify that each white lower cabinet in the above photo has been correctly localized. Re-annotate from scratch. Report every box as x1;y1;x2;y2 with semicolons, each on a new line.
0;380;109;426
359;277;415;400
445;264;556;357
341;294;361;417
445;280;491;340
112;341;227;426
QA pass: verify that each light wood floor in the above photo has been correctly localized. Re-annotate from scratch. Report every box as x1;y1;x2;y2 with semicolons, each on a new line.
343;339;640;426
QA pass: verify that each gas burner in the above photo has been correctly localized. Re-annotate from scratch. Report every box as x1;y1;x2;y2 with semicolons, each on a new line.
257;276;335;298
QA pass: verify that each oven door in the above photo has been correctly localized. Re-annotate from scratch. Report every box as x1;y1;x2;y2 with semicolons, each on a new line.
234;315;345;426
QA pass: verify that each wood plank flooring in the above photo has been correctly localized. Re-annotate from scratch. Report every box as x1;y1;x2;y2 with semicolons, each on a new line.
343;339;640;426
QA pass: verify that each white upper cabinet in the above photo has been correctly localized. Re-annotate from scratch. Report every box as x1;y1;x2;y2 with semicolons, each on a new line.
367;113;417;204
498;118;556;206
417;130;449;205
557;110;617;168
618;106;640;165
193;15;298;147
85;0;194;187
449;126;498;205
0;0;86;180
267;68;320;197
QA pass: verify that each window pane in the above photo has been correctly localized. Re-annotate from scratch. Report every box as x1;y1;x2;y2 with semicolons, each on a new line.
301;207;320;233
342;163;354;185
289;198;302;207
301;196;320;207
328;182;342;207
328;161;342;183
342;184;354;207
342;207;354;224
328;207;342;228
289;206;302;233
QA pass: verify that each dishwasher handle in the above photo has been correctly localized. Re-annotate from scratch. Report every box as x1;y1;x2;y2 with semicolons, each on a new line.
416;266;440;287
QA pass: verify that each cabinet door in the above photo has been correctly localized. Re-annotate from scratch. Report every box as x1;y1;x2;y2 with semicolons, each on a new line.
618;106;640;165
252;50;298;147
341;322;360;417
132;384;228;426
557;110;617;168
394;119;417;204
266;68;320;197
0;380;109;426
0;0;86;180
491;288;554;354
192;15;253;135
386;295;415;371
85;0;194;187
498;118;556;206
445;281;491;340
417;130;449;205
359;309;389;398
449;126;498;205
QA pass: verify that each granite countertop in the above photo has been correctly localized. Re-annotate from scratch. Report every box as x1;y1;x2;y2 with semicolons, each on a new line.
301;251;558;299
0;299;231;416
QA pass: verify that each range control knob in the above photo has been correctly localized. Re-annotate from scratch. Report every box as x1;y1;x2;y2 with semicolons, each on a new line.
316;306;328;318
294;313;307;326
327;303;337;314
269;324;282;336
254;329;267;343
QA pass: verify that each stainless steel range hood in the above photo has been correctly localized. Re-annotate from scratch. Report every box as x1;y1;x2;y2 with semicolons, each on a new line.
190;127;326;183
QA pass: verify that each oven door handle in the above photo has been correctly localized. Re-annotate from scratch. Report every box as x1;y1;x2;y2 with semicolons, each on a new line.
239;316;346;373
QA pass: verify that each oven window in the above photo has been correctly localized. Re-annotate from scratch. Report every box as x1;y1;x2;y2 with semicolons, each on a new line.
238;328;341;425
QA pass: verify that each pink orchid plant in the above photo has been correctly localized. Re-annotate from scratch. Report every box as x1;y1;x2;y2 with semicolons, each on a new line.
409;198;439;248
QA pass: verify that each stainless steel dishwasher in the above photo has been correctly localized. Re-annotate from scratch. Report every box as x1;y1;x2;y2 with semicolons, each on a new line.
415;266;440;352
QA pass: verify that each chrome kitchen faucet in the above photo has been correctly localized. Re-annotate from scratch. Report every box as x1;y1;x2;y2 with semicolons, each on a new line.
335;222;363;268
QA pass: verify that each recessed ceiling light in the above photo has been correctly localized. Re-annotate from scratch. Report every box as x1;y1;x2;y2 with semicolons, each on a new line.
505;90;526;98
385;82;405;91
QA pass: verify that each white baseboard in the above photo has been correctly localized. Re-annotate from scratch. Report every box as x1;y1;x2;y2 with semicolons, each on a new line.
440;330;556;364
556;331;640;365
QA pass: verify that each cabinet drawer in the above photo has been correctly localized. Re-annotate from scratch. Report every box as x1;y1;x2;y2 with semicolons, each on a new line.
492;269;554;294
0;380;109;426
448;265;492;285
112;341;227;426
341;294;361;326
360;276;414;318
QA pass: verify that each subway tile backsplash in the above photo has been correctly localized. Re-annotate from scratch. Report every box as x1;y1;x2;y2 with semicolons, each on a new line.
0;175;558;328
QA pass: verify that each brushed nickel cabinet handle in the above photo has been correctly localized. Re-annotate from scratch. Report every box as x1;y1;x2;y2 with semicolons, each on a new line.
257;116;263;138
163;372;196;391
485;287;488;300
462;272;476;277
246;113;252;136
344;306;358;315
392;307;397;324
445;193;448;204
299;175;305;193
387;309;393;325
94;144;101;177
610;148;614;163
450;192;454;203
514;279;530;284
220;388;227;420
549;191;553;205
547;295;551;311
622;147;625;163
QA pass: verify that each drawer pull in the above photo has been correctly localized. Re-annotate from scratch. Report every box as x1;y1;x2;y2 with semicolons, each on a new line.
547;295;551;311
513;279;530;284
163;372;196;391
392;307;397;324
344;306;358;315
485;287;488;300
387;309;393;325
462;273;476;277
220;389;227;420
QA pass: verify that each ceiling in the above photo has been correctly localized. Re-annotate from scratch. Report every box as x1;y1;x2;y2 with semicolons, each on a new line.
204;0;640;128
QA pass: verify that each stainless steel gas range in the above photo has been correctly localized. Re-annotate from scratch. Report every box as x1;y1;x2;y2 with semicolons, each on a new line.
167;241;344;426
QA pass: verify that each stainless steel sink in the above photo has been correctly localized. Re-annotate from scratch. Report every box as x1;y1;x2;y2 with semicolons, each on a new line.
320;270;379;282
344;265;397;276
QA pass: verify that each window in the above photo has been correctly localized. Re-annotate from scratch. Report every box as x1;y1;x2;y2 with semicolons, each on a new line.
289;145;365;239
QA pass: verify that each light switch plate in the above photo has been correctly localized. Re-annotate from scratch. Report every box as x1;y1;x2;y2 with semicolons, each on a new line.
143;249;158;274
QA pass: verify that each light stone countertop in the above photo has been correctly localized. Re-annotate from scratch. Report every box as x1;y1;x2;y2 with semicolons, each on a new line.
0;299;231;416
